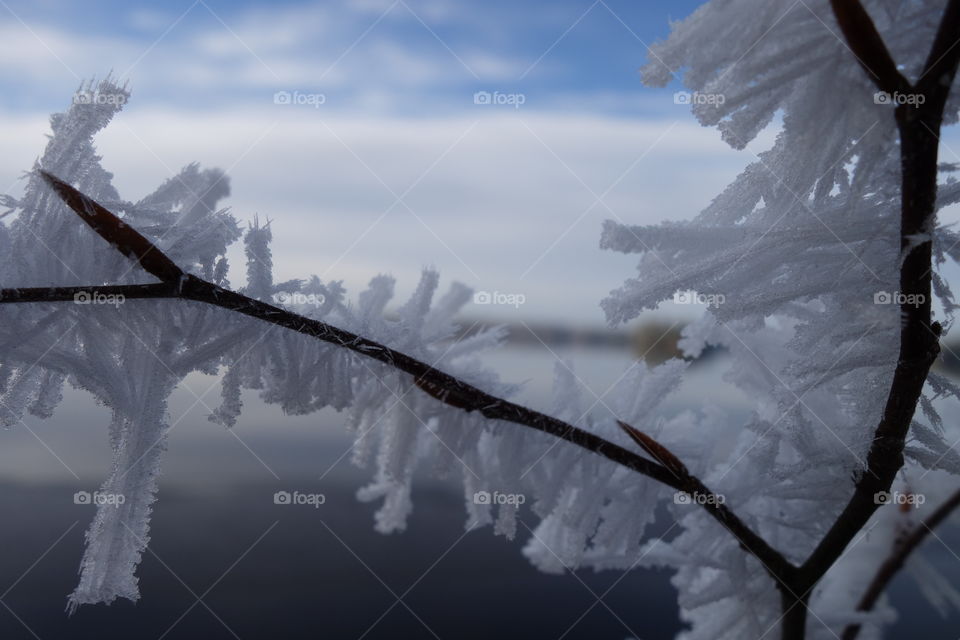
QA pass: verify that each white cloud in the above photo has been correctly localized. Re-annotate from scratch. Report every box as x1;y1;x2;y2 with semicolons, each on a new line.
0;2;523;104
126;8;176;33
5;97;959;327
3;105;753;323
0;106;759;323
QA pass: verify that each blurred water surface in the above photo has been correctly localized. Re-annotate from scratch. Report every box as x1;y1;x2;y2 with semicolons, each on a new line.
0;340;956;639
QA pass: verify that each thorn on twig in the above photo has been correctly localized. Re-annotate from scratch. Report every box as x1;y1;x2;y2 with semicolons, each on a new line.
38;170;184;284
617;419;690;479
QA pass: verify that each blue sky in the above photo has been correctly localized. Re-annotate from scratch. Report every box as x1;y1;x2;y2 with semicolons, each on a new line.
0;0;704;113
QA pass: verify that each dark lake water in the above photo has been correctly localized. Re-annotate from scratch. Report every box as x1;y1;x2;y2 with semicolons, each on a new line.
0;478;685;640
0;346;957;639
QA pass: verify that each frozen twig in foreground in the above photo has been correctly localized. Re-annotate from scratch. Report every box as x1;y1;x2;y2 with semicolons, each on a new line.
0;170;794;583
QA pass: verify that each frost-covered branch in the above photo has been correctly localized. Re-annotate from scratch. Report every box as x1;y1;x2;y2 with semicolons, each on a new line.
841;487;960;640
0;170;795;583
615;1;960;637
796;2;960;605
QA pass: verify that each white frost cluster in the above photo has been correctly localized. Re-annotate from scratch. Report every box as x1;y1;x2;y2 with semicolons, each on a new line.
596;1;960;638
0;78;517;609
0;78;686;617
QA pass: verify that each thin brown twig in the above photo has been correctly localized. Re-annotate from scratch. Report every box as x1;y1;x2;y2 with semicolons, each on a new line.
777;4;960;639
801;0;959;592
841;488;960;640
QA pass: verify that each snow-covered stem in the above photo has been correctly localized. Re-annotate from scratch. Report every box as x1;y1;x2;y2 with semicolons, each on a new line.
841;487;960;640
800;0;956;580
0;171;797;585
783;1;960;636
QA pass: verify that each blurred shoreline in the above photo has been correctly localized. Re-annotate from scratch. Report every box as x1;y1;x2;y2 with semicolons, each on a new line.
458;318;723;365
